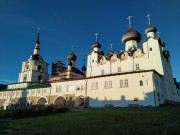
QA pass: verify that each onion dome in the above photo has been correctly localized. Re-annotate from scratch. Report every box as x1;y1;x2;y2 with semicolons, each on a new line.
82;66;86;71
145;25;157;34
122;29;141;44
67;52;77;61
92;41;101;49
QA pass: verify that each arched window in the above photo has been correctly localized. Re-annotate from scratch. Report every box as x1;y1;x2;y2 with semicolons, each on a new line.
109;81;112;88
104;81;108;89
140;80;143;86
150;48;152;51
38;75;42;83
23;74;27;82
120;80;123;88
38;65;42;72
95;82;98;89
125;79;128;87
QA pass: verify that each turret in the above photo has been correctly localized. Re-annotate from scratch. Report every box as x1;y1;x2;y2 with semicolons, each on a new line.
145;14;157;38
67;52;77;71
121;16;141;51
92;33;101;52
33;28;40;55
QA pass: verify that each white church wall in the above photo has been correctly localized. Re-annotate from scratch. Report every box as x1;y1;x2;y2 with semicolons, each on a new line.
87;71;155;107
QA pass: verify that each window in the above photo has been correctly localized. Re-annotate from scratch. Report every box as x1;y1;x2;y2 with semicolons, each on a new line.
12;91;15;96
125;79;128;87
120;80;123;88
38;75;42;83
109;81;112;88
91;82;98;90
24;74;27;81
0;93;2;97
95;82;98;89
101;70;105;75
104;81;108;89
38;65;42;72
16;91;19;96
140;80;143;86
76;86;80;91
136;64;140;70
26;65;29;70
4;92;6;96
118;67;121;72
150;48;152;51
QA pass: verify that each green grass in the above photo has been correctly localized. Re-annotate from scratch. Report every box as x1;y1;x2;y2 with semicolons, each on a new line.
0;107;180;135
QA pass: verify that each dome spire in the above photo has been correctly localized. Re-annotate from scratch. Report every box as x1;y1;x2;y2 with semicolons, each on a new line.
146;14;151;25
33;28;40;55
36;28;40;44
127;16;132;29
92;33;101;49
95;33;98;42
144;14;157;37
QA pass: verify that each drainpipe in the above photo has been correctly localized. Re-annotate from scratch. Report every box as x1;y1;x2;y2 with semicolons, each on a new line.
84;79;88;108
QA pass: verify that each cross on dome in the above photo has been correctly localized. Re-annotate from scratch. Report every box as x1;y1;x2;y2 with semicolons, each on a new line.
127;16;132;29
146;14;151;25
94;33;98;42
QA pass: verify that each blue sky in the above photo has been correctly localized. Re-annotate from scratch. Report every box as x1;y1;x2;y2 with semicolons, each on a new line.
0;0;180;84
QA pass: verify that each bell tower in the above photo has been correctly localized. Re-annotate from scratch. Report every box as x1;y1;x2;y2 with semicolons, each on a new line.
18;29;49;83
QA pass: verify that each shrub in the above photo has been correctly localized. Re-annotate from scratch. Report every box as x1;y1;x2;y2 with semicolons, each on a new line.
54;107;69;113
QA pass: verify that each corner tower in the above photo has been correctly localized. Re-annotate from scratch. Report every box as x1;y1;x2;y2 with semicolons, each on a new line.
18;29;49;83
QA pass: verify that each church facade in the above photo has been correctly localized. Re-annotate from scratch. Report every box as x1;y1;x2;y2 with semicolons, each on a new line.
0;16;180;110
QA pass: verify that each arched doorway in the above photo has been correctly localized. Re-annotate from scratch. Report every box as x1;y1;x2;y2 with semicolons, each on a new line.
36;97;48;109
3;99;11;110
54;96;66;109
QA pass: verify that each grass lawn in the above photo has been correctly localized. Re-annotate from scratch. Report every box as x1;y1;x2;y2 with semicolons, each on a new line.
0;107;180;135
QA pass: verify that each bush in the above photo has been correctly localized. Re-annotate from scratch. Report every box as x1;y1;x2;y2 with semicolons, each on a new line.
44;106;54;115
54;107;69;113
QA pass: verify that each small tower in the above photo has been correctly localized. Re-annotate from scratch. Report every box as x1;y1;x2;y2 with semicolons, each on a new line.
92;33;101;52
145;14;157;38
67;52;77;71
86;33;102;77
122;16;141;51
18;29;49;83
